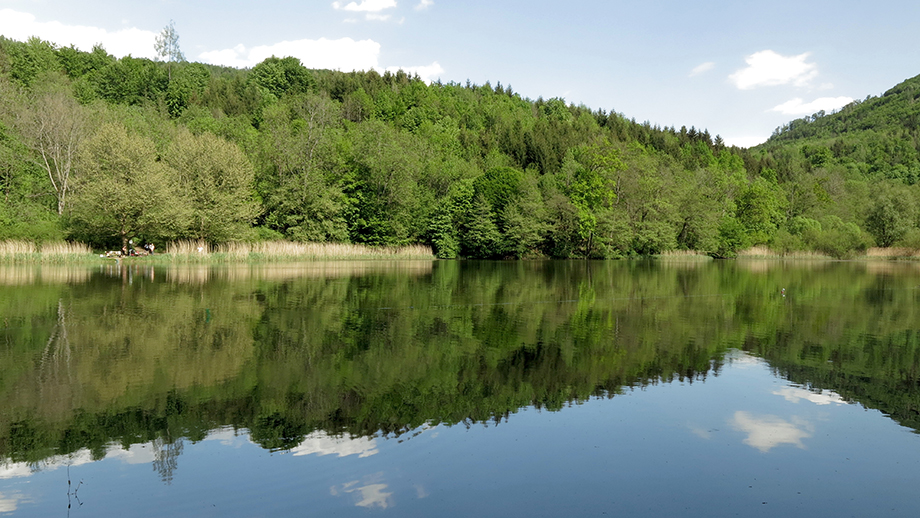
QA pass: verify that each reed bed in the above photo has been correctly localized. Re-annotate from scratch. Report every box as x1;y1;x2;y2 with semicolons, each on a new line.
0;240;95;263
161;239;435;262
865;247;920;259
736;246;834;260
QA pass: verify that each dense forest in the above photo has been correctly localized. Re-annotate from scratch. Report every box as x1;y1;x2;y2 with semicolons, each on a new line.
1;35;920;258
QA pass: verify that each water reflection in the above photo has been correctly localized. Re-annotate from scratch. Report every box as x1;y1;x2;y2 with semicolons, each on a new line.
3;260;920;515
331;475;393;509
292;432;379;458
730;412;814;453
773;386;847;406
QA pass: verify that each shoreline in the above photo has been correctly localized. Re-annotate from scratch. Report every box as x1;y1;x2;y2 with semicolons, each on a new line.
4;240;920;264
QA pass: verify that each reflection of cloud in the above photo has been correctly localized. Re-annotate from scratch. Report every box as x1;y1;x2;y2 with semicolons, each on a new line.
331;474;393;509
689;425;713;439
0;492;24;514
203;426;249;448
1;449;95;480
292;431;379;458
724;350;764;367
104;443;157;465
0;463;33;480
2;440;169;480
731;411;813;452
774;386;847;406
354;484;392;508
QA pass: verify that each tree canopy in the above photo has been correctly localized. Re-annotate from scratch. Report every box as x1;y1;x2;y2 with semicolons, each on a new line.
1;35;919;257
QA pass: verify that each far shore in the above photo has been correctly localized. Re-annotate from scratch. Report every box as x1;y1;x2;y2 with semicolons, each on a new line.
4;239;920;263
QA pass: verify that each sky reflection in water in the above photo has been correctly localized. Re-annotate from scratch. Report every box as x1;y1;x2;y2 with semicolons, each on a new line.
3;351;919;517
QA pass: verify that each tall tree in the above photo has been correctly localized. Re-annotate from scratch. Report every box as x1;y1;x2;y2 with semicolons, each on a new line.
13;74;85;215
154;20;185;82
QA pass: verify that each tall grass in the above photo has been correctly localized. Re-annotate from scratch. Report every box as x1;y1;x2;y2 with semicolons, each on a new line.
866;247;920;259
0;240;94;263
160;240;434;262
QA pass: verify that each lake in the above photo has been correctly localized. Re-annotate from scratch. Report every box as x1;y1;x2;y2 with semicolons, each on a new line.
2;259;920;517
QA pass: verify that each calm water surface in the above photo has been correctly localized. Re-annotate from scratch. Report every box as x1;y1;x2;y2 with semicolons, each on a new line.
2;259;920;517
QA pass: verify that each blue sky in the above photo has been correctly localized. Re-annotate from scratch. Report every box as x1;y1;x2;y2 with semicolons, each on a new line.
1;0;918;147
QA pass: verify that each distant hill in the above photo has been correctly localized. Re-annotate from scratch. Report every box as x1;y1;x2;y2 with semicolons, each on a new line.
754;73;920;184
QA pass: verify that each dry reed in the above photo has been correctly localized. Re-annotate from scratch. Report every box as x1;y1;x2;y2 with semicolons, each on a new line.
865;247;920;258
0;240;93;263
162;240;434;262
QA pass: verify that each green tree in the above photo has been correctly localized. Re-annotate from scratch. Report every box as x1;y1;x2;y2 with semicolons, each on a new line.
164;129;258;242
865;183;916;247
70;123;188;250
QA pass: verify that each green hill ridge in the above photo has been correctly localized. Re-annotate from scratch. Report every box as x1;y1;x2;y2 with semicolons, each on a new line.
1;35;919;258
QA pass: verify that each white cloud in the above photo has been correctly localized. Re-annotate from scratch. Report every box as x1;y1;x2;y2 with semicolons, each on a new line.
333;0;398;12
199;38;382;71
690;61;715;77
773;386;847;405
0;8;157;58
729;50;818;90
0;9;443;85
386;61;444;83
415;0;434;10
771;96;854;115
730;411;813;453
333;0;398;19
722;135;768;148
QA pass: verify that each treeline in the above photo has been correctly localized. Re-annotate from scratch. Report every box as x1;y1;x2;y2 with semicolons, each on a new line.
1;36;919;257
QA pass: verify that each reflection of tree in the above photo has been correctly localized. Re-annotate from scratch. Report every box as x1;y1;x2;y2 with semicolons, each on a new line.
38;299;77;417
6;261;920;466
152;435;183;485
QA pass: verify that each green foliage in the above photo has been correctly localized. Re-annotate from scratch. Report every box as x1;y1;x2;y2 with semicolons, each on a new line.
69;123;189;249
2;35;918;258
864;183;917;247
250;56;314;101
164;129;259;242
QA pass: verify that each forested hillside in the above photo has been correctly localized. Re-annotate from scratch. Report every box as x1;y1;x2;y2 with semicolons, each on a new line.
748;73;920;252
1;35;918;258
